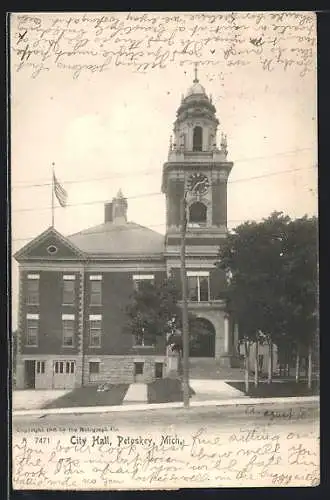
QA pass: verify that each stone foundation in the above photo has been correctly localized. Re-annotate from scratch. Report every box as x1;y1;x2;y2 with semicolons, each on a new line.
83;355;167;386
15;354;168;389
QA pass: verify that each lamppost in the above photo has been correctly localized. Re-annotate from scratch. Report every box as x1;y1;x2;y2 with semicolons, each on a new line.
180;179;208;408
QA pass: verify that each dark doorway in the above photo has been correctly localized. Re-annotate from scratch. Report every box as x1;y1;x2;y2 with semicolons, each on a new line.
189;318;215;357
155;362;163;379
193;126;203;151
25;360;36;388
134;362;144;375
134;362;144;382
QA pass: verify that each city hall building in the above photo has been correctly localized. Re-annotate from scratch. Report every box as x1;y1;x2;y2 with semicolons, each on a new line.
14;73;238;390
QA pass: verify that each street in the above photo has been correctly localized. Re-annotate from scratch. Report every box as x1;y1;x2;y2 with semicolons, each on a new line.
12;401;319;489
13;400;318;428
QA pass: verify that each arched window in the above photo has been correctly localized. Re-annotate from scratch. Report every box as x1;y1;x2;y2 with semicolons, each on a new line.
193;126;203;151
189;202;207;224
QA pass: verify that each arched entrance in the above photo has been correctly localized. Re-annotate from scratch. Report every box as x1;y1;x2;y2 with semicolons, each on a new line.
189;317;215;357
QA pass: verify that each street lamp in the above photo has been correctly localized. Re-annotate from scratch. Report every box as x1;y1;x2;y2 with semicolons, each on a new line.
180;179;208;408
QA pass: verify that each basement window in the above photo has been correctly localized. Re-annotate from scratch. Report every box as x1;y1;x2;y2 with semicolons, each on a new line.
89;362;100;374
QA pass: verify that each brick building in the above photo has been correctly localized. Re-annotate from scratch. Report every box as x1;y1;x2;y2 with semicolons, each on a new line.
14;73;237;389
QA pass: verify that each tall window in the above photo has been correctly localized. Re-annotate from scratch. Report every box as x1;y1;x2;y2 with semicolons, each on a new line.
134;328;154;347
26;275;39;305
54;361;75;374
89;315;102;347
187;271;210;302
62;314;75;347
26;315;39;346
36;361;45;374
90;276;102;305
63;276;75;305
133;274;155;291
193;126;203;151
189;202;207;225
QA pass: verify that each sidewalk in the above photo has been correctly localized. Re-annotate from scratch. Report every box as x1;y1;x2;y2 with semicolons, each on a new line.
190;380;247;401
13;395;319;417
12;380;241;411
12;389;70;410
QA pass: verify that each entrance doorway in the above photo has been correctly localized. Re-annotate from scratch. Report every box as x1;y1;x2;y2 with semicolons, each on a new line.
155;362;163;379
53;360;76;389
24;360;36;389
189;318;216;357
134;362;144;382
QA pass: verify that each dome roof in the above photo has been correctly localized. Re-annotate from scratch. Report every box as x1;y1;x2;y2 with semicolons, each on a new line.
68;221;164;257
186;81;207;97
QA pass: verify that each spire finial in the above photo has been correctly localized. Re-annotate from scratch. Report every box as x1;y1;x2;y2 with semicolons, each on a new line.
193;62;199;83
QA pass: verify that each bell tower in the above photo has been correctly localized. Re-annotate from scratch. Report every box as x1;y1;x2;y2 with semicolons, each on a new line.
161;64;234;255
161;66;235;365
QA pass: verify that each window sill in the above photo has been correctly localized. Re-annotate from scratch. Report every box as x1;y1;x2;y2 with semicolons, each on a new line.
187;300;210;303
62;345;75;348
132;345;155;349
26;304;39;307
25;345;38;348
89;345;102;349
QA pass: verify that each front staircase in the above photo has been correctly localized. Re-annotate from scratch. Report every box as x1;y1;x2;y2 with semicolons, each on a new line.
189;358;245;380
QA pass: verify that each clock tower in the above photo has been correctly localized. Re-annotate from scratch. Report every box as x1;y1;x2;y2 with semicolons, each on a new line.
162;65;233;261
161;66;235;365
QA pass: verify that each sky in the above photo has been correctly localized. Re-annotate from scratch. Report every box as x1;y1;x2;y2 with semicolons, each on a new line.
10;12;317;328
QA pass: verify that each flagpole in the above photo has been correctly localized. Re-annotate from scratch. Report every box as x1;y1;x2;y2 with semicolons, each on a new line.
51;162;55;227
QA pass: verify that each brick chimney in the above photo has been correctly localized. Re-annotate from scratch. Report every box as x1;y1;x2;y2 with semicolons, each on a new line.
112;189;128;224
104;202;113;222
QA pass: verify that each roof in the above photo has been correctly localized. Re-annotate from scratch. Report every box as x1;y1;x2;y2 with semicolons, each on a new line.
67;221;165;257
14;226;87;262
186;81;207;97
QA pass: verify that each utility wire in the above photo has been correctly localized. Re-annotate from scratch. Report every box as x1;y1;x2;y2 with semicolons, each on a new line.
12;166;315;214
11;147;315;189
12;218;274;244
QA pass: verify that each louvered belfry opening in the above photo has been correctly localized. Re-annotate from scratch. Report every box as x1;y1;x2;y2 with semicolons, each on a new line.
189;202;207;224
193;126;203;151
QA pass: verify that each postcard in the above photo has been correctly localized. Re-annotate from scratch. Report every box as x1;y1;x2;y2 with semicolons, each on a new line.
10;11;319;490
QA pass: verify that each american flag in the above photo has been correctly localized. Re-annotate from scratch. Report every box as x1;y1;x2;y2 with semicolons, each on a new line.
53;172;68;207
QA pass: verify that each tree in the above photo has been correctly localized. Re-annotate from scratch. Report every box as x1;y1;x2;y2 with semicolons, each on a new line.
126;277;194;372
238;336;252;393
280;216;318;388
217;212;318;388
126;277;182;344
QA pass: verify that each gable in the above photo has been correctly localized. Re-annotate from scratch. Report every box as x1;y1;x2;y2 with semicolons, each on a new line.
14;227;86;262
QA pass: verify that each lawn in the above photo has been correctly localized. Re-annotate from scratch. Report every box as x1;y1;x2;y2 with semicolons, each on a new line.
226;380;319;398
43;384;129;409
147;378;195;404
